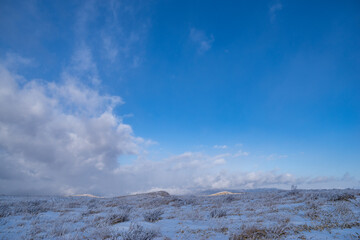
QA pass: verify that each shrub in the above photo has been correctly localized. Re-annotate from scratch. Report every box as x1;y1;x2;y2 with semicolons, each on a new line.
66;201;81;208
120;223;159;240
51;223;69;237
143;209;164;222
26;202;48;215
0;205;12;218
107;210;130;225
224;195;236;203
230;225;267;240
328;193;355;202
169;196;197;207
288;185;299;195
230;224;289;240
181;195;197;205
209;208;227;218
167;197;185;207
13;200;49;215
87;198;99;209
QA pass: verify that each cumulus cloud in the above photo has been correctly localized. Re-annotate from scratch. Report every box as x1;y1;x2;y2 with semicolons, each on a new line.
0;59;232;196
189;28;214;54
0;61;142;196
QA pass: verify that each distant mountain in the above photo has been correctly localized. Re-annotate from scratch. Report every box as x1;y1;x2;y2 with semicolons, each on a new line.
71;194;103;198
208;191;242;196
198;188;281;195
117;191;171;198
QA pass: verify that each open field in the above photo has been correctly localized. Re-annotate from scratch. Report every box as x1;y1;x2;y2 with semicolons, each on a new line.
1;189;360;239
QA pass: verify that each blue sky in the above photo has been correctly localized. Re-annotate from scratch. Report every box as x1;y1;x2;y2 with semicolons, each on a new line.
0;0;359;195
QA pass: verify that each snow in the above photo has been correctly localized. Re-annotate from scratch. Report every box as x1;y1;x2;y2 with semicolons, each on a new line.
0;189;359;239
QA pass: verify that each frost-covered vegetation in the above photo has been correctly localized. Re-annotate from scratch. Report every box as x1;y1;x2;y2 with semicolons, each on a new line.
0;189;360;239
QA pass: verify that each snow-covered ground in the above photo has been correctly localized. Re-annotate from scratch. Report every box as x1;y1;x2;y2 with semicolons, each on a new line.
1;189;359;239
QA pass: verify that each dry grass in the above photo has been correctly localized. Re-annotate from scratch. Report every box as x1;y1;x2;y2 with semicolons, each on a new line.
230;223;289;240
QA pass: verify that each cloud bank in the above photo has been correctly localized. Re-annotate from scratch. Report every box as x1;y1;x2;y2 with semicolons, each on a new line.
0;57;358;196
0;58;144;195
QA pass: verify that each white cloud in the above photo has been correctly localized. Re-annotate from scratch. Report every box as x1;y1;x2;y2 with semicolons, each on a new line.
112;151;313;194
99;2;149;68
65;44;100;85
213;158;226;165
269;1;282;22
71;0;149;77
71;45;97;74
189;28;214;54
266;153;288;161
74;0;97;39
1;52;32;69
213;145;228;149
194;171;296;190
102;35;119;62
0;61;142;196
234;150;249;157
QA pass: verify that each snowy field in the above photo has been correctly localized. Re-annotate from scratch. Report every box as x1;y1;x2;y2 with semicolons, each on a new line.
1;189;360;239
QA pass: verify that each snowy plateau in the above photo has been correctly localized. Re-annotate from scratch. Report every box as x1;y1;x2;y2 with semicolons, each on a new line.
1;189;360;239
